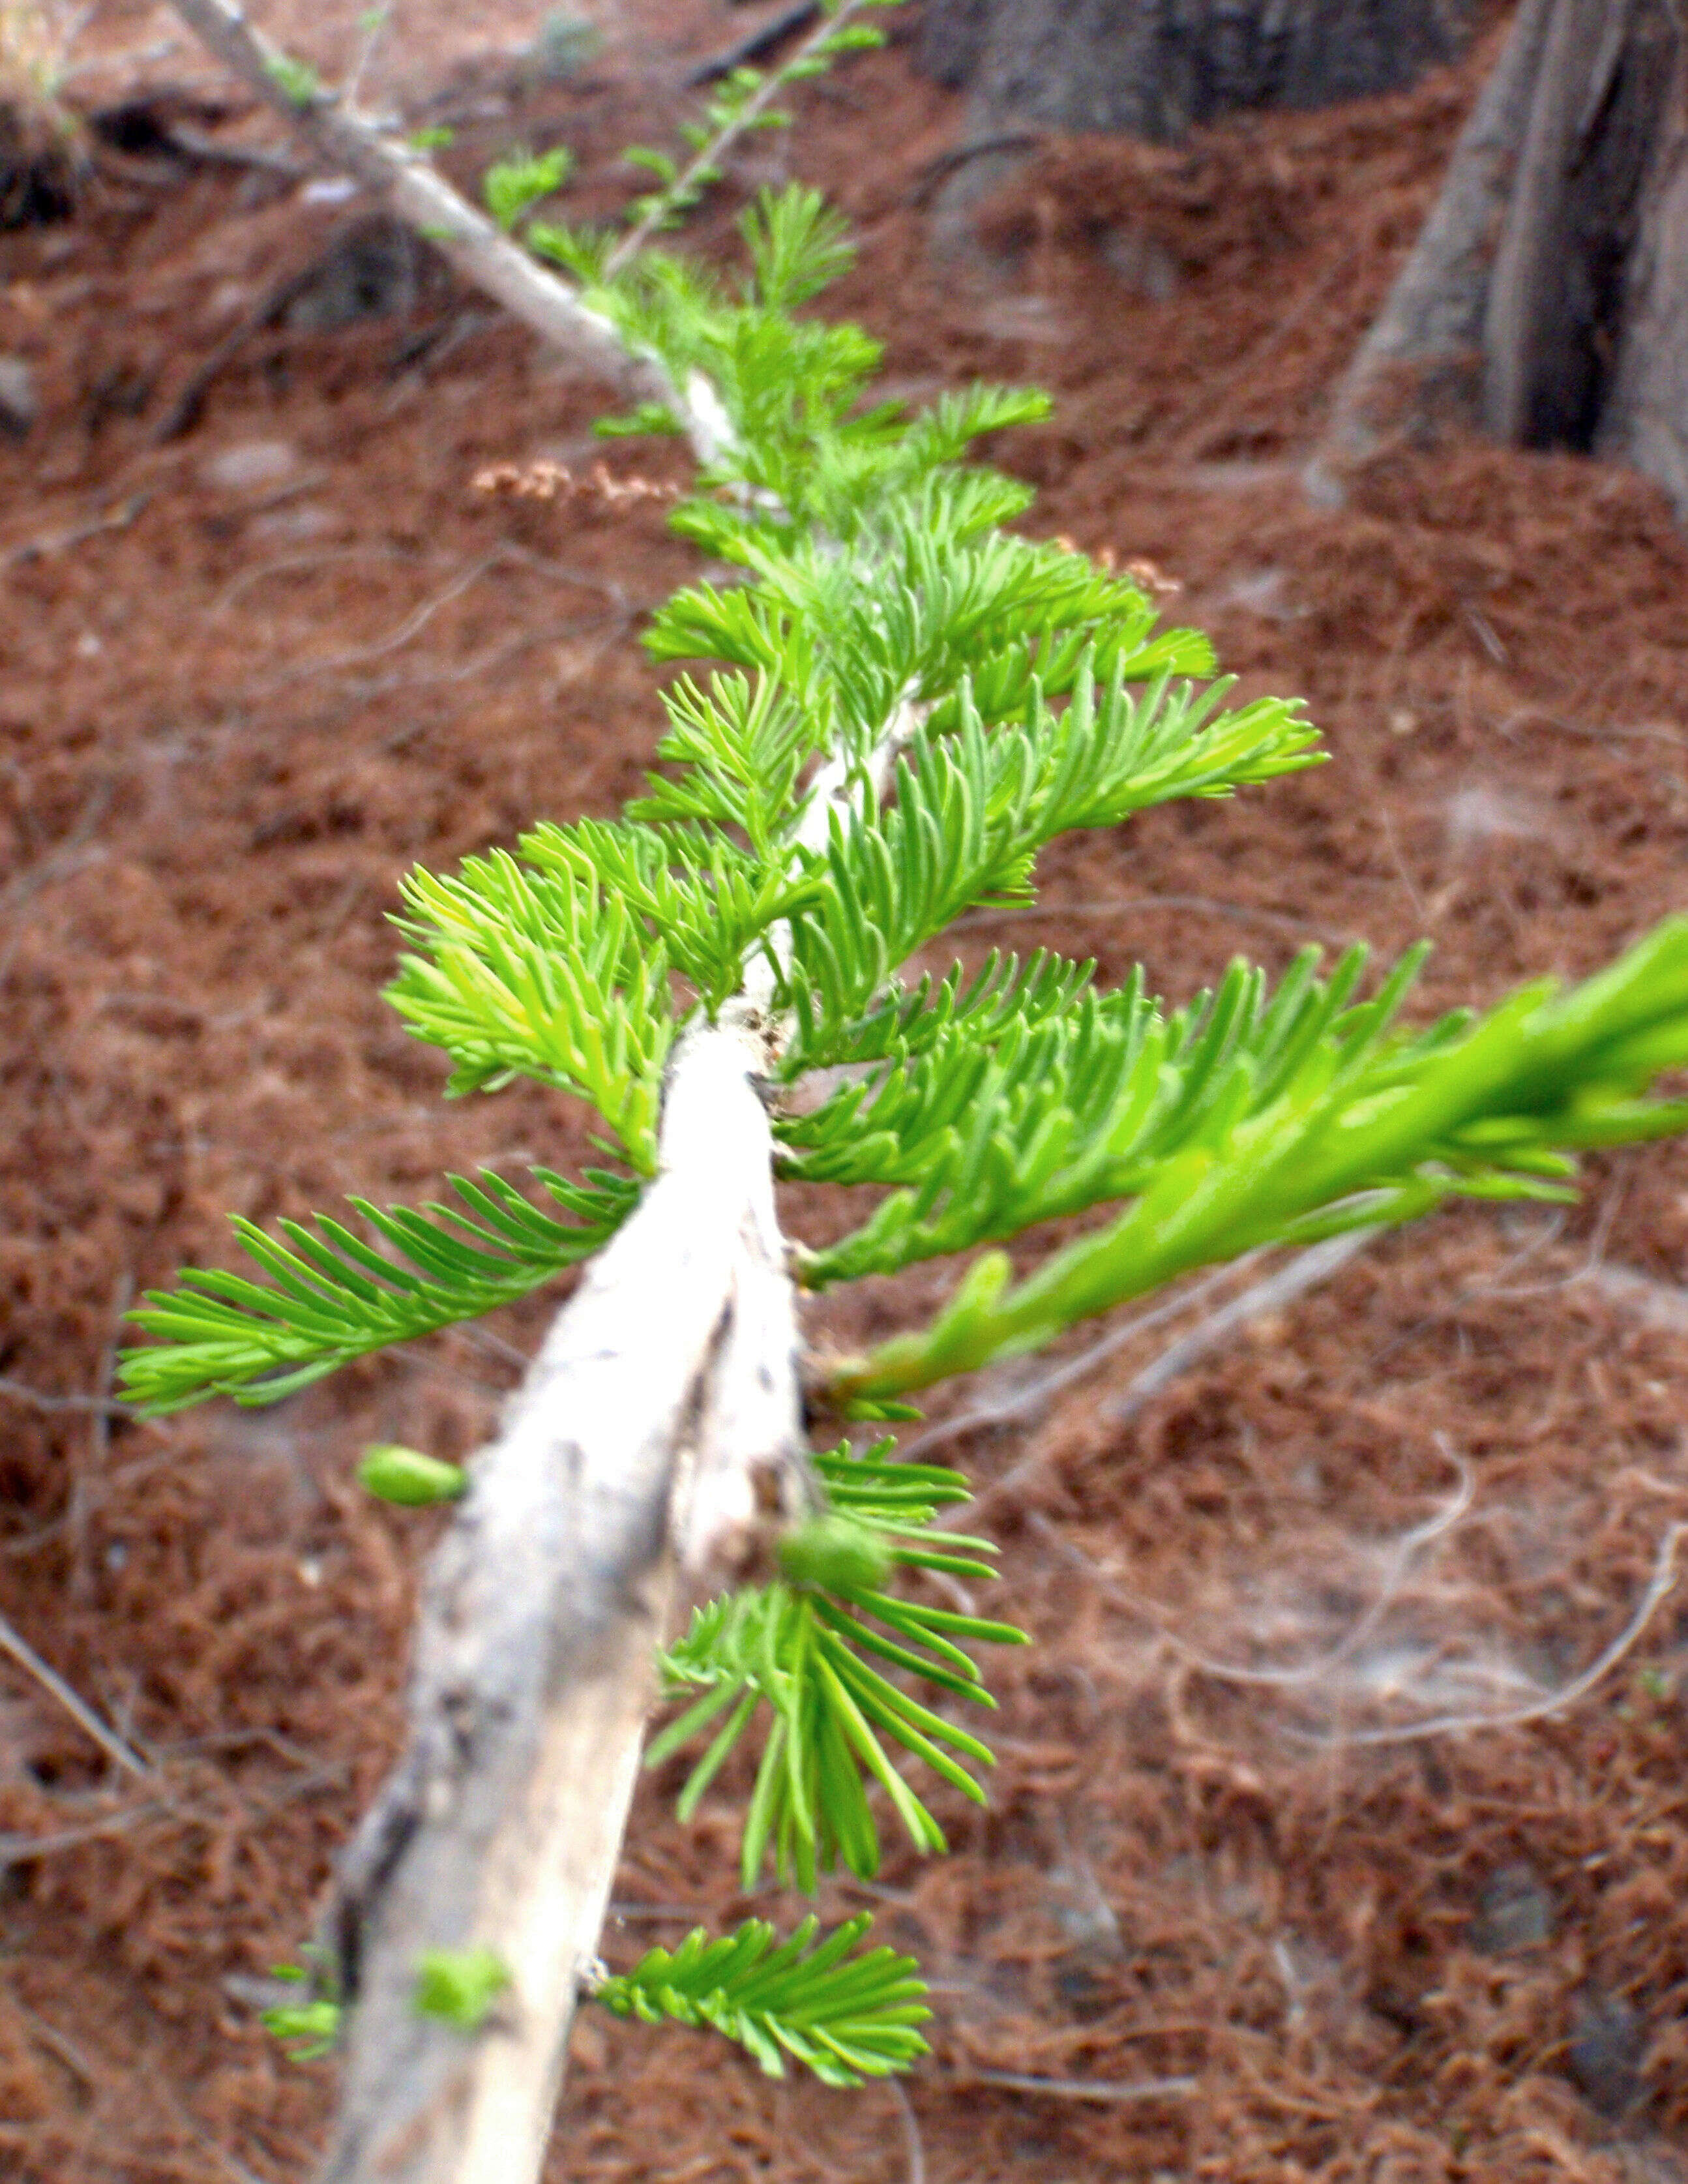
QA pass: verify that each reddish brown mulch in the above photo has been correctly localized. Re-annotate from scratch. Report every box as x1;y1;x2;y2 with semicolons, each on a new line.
5;5;1688;2179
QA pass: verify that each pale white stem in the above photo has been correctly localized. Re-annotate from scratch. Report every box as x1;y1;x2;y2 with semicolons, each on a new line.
732;687;929;1028
321;1023;801;2184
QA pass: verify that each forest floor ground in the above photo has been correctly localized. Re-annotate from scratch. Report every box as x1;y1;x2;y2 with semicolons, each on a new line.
5;3;1688;2179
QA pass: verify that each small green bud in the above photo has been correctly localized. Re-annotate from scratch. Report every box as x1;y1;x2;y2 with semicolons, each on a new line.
262;1996;341;2058
414;1947;510;2031
778;1514;893;1594
359;1444;467;1506
261;52;321;107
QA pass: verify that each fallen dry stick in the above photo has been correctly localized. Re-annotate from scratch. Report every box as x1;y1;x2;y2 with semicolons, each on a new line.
321;1021;804;2184
164;0;733;462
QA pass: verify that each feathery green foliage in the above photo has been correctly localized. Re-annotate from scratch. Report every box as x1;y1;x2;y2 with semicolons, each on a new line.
265;1914;926;2086
651;1443;1024;1891
827;918;1688;1403
120;1167;637;1413
593;1913;928;2086
775;668;1319;1069
612;1;899;247
482;143;573;231
385;853;675;1158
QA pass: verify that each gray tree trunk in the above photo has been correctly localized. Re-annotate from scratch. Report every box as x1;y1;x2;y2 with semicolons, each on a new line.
1314;0;1688;520
918;0;1472;139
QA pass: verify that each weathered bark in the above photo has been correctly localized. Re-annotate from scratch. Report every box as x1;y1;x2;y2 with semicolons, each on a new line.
1308;0;1556;488
319;1023;803;2184
919;0;1472;139
1480;0;1679;449
310;698;923;2183
1316;0;1688;520
1597;70;1688;511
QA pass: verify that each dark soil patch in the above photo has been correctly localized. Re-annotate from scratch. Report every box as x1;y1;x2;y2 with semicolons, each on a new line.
4;7;1688;2179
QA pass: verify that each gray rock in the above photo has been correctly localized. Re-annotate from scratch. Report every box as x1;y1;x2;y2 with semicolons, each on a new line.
0;355;40;437
1470;1861;1555;1953
1569;1990;1647;2119
201;438;298;492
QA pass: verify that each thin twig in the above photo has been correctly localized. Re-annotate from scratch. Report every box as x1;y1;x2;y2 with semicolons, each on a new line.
239;545;620;697
153;210;376;444
1159;248;1357;458
166;0;713;451
13;2001;98;2093
0;779;114;985
239;552;501;696
0;1376;131;1417
344;1;391;110
1357;1188;1616;1376
331;615;614;705
960;1233;1372;1518
965;2069;1197;2102
1;491;151;569
889;2076;925;2184
0;1443;182;1561
684;0;818;86
0;1612;150;1779
605;0;870;277
1105;1229;1376;1424
211;542;445;618
1139;1446;1474;1689
1476;1181;1622;1302
904;132;1043;210
158;120;306;177
0;1803;165;1867
71;1271;133;1598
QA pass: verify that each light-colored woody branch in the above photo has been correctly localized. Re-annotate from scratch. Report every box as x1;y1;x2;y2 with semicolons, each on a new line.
319;696;917;2183
320;1023;802;2184
165;0;739;464
318;665;919;2182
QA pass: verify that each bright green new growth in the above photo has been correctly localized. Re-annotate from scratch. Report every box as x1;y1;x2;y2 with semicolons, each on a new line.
263;1956;340;2060
482;143;573;232
260;50;319;107
413;1947;512;2032
121;1166;637;1413
652;1443;1024;1892
121;188;1323;1413
592;1913;928;2086
123;72;1688;2100
269;1913;926;2087
778;1511;895;1593
608;0;901;256
359;1444;467;1506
